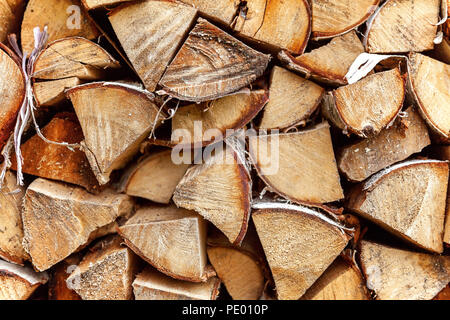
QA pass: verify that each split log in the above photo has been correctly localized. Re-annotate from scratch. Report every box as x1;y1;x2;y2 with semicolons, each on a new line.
34;77;81;107
347;159;449;253
252;201;353;300
0;0;25;43
0;171;29;265
408;53;450;140
178;0;237;25
278;31;365;86
234;0;311;55
249;122;344;205
33;37;120;80
119;150;190;204
22;178;133;271
337;107;431;182
119;205;214;282
359;240;450;300
66;236;138;300
0;259;48;300
82;0;132;10
257;67;323;130
66;82;164;185
21;0;99;54
311;0;380;40
48;254;82;300
322;68;405;137
364;0;440;53
159;18;270;102
109;0;197;92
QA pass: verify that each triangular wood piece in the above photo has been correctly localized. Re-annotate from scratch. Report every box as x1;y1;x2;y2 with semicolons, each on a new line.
22;178;133;271
178;0;238;25
249;122;344;205
338;107;430;182
67;82;164;185
82;0;132;10
364;0;440;53
252;202;352;300
0;259;48;300
359;240;450;300
159;18;270;102
66;236;138;300
109;0;197;92
322;68;405;137
408;53;450;140
133;267;220;300
0;0;24;43
347;159;449;253
48;254;82;300
119;205;213;282
279;31;364;85
34;77;81;107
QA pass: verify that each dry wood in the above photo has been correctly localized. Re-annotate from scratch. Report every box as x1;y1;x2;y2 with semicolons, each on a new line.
119;205;213;282
252;202;352;300
67;82;164;185
432;14;450;63
0;259;48;300
82;0;132;10
408;53;450;140
66;236;138;300
159;18;270;102
34;77;81;107
178;0;237;25
311;0;380;40
33;37;120;80
22;178;133;271
322;68;405;137
48;254;82;300
337;107;430;182
109;0;197;92
234;0;311;54
249;122;344;205
364;0;440;53
359;240;450;300
347;159;449;253
434;285;450;300
279;31;365;86
0;0;24;43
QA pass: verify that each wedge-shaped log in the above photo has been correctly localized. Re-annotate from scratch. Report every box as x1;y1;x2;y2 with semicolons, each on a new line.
252;202;353;300
22;178;133;271
178;0;237;25
109;0;197;92
133;267;220;300
82;0;132;10
159;18;270;102
234;0;311;55
249;122;344;205
34;77;81;107
408;53;449;140
0;171;29;265
0;0;25;42
322;68;405;137
258;67;323;130
338;107;430;182
279;31;364;86
364;0;440;53
0;259;48;300
359;240;450;300
347;160;449;253
48;254;82;300
119;205;212;282
21;0;99;54
67;82;163;185
33;37;120;80
66;236;138;300
172;90;269;146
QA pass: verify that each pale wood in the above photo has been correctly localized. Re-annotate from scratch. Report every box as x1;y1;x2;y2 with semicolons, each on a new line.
34;77;81;106
22;178;133;271
82;0;132;10
0;0;25;43
48;254;82;300
359;240;450;300
178;0;238;25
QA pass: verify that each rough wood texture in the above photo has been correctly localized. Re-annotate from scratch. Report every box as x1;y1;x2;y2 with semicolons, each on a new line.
249;122;344;205
408;53;449;140
159;18;270;102
21;0;99;54
178;0;237;25
133;267;220;300
82;0;132;10
22;178;133;271
359;240;450;300
119;205;212;282
322;68;405;137
338;107;430;182
347;160;449;253
34;77;81;107
258;67;324;130
0;0;24;43
109;0;197;92
365;0;440;53
48;255;82;300
67;82;164;185
279;31;364;85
